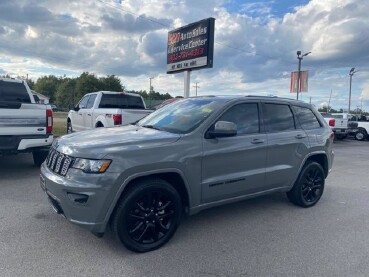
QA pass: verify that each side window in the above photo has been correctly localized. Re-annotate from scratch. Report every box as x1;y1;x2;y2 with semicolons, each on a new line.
78;95;90;109
263;104;295;132
294;106;321;130
218;103;259;135
86;94;97;109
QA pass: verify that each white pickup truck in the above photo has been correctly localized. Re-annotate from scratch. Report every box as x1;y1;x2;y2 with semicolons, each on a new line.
347;114;369;141
320;112;351;139
0;78;53;165
67;91;153;132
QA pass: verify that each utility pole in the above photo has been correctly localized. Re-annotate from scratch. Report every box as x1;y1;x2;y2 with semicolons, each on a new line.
296;51;311;100
328;89;333;113
193;82;200;96
348;68;358;114
149;77;154;108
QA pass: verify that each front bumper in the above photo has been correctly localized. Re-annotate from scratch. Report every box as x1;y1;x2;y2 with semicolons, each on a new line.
40;162;120;233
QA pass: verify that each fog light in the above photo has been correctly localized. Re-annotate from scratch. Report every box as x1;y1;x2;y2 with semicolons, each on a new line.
67;192;89;204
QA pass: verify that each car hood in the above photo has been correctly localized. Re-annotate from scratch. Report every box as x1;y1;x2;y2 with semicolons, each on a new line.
54;125;181;159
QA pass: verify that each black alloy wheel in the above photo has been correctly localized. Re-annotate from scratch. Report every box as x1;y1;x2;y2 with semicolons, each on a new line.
287;161;325;208
111;178;182;253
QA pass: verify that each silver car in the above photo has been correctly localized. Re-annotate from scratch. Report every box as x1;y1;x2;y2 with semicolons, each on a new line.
40;96;334;252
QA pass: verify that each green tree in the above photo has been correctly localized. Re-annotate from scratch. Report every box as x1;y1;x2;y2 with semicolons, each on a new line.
74;72;100;100
55;78;77;108
34;75;61;103
99;75;124;91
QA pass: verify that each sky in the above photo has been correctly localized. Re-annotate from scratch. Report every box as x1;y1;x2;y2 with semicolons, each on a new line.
0;0;368;111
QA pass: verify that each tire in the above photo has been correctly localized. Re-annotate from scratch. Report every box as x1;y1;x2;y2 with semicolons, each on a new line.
355;130;366;141
32;150;49;166
67;120;73;134
111;178;182;253
287;161;325;208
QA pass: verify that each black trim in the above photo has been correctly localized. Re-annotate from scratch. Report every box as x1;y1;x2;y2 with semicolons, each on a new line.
0;134;51;152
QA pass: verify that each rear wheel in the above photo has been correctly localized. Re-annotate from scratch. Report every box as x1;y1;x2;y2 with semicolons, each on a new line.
33;150;48;166
287;161;325;208
355;130;366;141
111;178;182;253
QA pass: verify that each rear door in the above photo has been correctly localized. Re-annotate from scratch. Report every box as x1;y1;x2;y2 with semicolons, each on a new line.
201;102;268;203
262;103;309;189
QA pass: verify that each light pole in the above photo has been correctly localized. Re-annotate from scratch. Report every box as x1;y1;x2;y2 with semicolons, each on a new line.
296;50;311;100
149;77;154;108
348;68;358;114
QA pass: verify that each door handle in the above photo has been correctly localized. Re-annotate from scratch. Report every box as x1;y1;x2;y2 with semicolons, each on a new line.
87;114;91;116
295;134;306;139
78;113;82;116
251;139;265;144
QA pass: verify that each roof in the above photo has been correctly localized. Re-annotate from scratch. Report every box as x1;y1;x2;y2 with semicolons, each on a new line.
189;95;306;105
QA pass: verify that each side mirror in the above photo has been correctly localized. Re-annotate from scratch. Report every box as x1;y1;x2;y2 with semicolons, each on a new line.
206;121;237;138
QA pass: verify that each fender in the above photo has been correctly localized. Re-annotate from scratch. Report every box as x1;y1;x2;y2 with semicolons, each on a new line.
102;168;192;226
94;114;108;128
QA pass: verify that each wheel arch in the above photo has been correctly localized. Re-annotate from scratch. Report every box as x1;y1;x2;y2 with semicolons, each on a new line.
107;170;191;225
306;154;328;178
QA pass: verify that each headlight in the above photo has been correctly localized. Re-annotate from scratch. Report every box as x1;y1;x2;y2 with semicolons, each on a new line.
72;158;111;173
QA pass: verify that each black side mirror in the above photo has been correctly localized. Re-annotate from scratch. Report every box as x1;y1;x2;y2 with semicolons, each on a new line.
206;121;237;138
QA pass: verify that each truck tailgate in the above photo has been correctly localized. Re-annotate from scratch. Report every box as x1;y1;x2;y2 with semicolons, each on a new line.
0;104;47;135
121;109;152;125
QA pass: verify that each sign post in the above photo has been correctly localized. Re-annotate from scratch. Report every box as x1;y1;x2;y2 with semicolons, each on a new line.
167;18;215;97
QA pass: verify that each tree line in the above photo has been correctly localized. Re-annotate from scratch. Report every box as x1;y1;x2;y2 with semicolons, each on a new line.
2;72;173;109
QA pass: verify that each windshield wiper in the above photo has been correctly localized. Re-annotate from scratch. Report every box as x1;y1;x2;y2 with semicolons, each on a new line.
141;124;162;131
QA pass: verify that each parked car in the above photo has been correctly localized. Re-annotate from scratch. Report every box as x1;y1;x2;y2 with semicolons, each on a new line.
40;96;334;252
320;112;351;139
50;104;60;112
67;91;153;133
0;78;53;165
347;114;369;141
153;98;179;110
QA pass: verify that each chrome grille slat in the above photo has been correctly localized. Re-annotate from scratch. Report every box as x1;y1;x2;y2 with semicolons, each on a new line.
46;148;74;176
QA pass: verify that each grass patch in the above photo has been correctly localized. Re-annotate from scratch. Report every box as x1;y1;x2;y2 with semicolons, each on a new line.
53;112;68;119
53;121;67;137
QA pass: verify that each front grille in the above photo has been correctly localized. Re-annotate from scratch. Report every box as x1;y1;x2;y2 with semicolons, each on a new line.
46;148;74;176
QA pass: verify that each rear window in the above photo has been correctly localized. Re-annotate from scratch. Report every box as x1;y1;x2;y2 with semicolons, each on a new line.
99;94;145;109
0;81;31;103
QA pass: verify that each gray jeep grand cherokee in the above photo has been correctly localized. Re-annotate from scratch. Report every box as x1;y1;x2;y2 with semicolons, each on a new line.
40;96;334;252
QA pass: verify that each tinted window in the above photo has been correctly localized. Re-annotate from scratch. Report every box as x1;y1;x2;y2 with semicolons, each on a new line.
264;104;295;132
78;95;90;109
138;98;227;134
0;81;31;103
218;103;259;135
86;94;97;109
99;94;145;109
294;106;321;130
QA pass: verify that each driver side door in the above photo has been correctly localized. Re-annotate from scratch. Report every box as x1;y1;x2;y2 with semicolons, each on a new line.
73;95;90;132
201;102;268;203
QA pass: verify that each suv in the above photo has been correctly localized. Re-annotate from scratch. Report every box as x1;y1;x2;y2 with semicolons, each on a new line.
40;96;334;252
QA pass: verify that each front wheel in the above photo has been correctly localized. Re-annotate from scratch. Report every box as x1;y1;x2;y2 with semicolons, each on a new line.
67;120;73;134
287;161;325;208
111;178;182;253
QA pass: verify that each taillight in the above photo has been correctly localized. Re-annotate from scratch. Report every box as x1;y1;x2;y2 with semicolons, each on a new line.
113;114;122;125
46;109;53;134
329;119;335;127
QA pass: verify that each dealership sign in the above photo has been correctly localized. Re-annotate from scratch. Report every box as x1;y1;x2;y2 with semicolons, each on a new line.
290;71;309;93
167;18;215;74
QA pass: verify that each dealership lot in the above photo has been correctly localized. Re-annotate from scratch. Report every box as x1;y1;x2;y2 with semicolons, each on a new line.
1;140;369;277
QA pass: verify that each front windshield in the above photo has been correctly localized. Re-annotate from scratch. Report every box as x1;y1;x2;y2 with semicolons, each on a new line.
138;98;227;134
